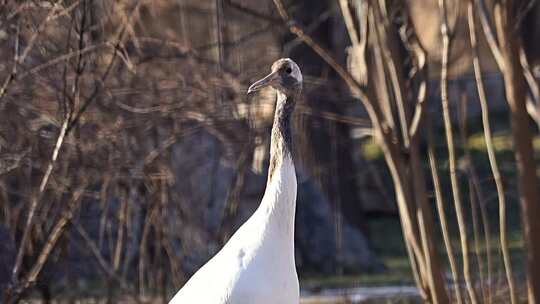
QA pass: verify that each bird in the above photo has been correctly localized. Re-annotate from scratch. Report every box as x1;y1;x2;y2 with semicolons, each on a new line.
169;58;303;304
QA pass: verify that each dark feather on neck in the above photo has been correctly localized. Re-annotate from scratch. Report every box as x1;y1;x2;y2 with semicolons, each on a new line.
267;89;298;184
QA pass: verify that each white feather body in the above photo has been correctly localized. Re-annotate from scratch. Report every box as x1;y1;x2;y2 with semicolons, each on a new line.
169;156;298;304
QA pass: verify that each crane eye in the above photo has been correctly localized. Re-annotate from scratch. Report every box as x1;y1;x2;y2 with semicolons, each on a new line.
286;67;292;74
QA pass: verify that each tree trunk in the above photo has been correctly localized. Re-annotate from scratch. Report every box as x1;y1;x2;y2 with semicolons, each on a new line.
495;2;540;302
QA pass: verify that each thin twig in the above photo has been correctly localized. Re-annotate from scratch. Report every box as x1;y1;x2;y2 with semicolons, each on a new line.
67;0;143;133
338;0;360;45
18;43;110;80
439;0;478;302
519;48;540;129
371;4;409;148
11;114;71;284
74;223;143;304
0;0;76;102
457;90;488;303
468;3;514;303
476;0;505;71
224;0;281;23
468;180;486;301
427;127;462;304
0;19;20;102
367;7;396;132
23;185;86;286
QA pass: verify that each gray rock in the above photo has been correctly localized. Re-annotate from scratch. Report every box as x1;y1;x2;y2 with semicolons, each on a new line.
166;130;383;275
295;178;384;274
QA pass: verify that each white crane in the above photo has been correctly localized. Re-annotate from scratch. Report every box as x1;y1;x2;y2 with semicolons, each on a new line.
169;58;303;304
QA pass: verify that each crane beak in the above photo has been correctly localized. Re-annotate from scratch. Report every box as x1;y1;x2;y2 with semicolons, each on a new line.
247;72;279;94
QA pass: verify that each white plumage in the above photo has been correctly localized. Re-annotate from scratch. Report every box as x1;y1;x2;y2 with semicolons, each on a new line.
169;58;302;304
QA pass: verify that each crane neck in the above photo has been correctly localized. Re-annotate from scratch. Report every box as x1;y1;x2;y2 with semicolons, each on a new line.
267;90;297;184
258;89;299;243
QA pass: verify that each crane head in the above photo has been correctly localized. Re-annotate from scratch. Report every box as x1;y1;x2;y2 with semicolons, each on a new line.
247;58;302;96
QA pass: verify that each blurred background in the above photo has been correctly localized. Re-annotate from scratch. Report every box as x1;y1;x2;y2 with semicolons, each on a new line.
0;0;539;303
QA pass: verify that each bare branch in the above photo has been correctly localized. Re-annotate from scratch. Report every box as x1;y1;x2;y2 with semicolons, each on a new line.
427;128;462;304
439;0;478;302
468;3;516;302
